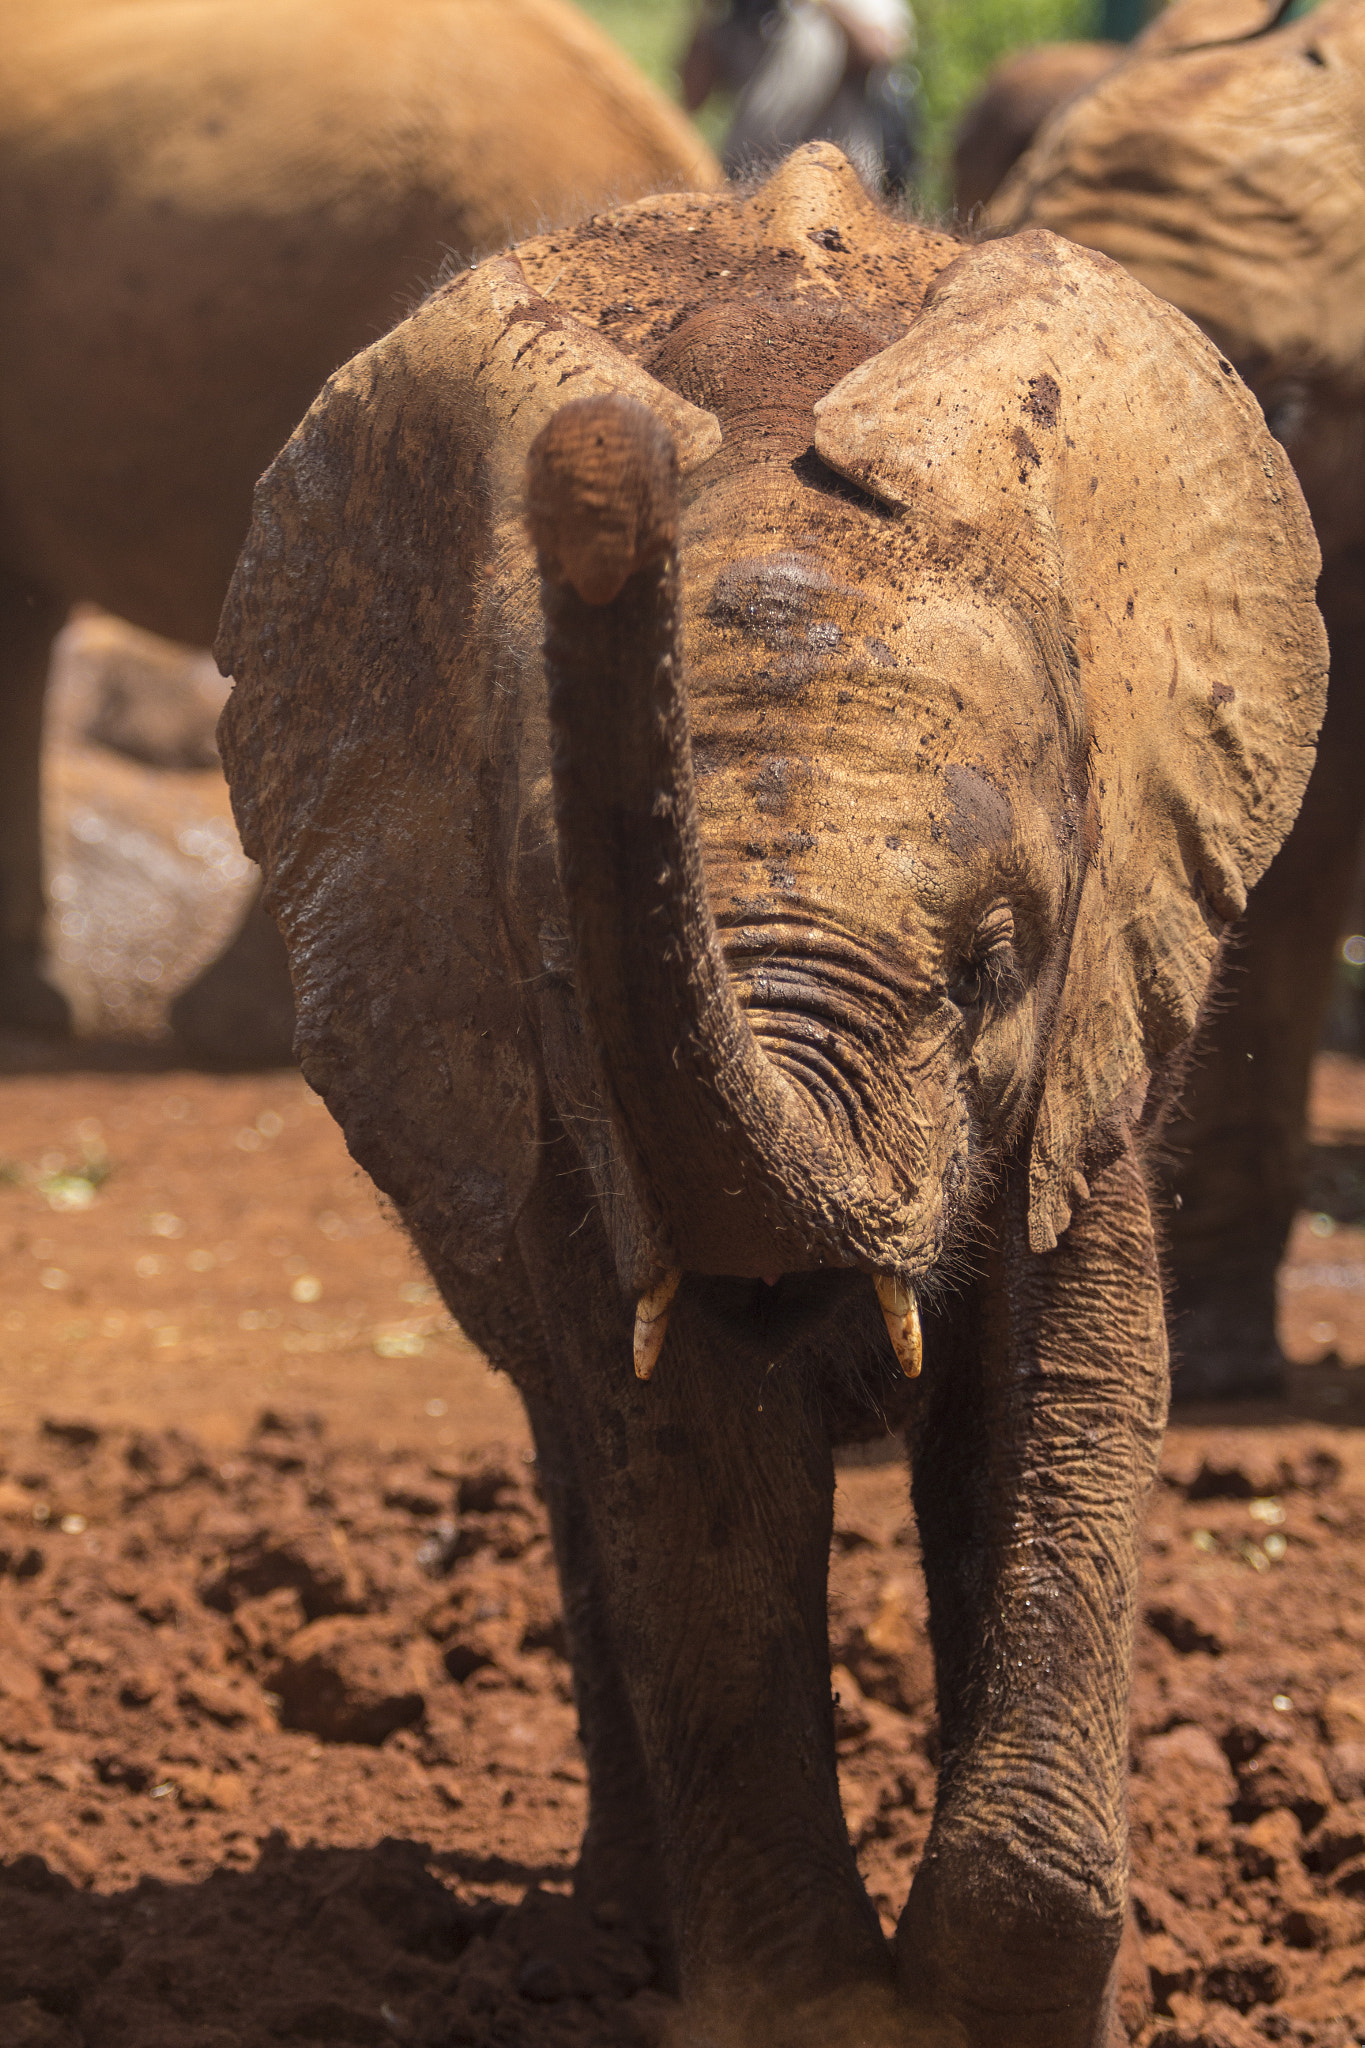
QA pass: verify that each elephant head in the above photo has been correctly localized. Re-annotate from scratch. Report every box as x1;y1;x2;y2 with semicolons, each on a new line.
989;0;1365;562
218;144;1325;1365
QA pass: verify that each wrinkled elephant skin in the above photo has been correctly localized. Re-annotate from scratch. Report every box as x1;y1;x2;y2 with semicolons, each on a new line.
993;0;1365;1393
218;150;1326;2044
0;0;716;1039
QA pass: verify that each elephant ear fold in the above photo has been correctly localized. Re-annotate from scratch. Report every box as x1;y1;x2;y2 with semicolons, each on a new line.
813;229;1327;1252
218;257;720;1280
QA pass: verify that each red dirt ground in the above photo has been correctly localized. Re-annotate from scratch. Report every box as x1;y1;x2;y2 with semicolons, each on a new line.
0;1057;1363;2047
4;616;1365;2048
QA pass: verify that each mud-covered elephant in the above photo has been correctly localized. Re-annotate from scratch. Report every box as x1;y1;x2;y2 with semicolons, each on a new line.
951;41;1119;218
0;0;716;1050
991;0;1365;1395
218;148;1324;2045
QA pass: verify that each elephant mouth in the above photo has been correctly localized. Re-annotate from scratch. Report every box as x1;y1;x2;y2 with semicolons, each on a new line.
685;1267;903;1364
681;1269;922;1436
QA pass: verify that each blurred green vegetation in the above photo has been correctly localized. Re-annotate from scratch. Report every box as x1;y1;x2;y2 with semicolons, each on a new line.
576;0;696;95
913;0;1101;201
576;0;1108;212
576;0;729;148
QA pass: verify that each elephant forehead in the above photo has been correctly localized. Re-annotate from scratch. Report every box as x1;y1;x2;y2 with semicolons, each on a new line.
704;550;845;643
686;588;1073;945
685;573;1066;791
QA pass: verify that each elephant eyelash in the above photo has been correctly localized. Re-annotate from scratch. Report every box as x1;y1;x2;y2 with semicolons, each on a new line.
949;906;1023;1017
979;942;1024;1007
950;943;1021;1014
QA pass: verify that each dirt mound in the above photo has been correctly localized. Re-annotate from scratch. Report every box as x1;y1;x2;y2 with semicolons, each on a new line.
0;1844;660;2047
0;1407;662;2044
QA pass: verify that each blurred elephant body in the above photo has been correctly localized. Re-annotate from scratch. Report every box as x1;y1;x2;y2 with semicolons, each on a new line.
220;149;1323;2043
993;0;1365;1393
951;41;1119;217
0;0;716;1044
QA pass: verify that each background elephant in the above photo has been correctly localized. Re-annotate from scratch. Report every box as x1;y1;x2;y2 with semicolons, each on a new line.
990;0;1365;1396
951;41;1120;218
0;0;716;1050
218;147;1324;2044
680;0;919;193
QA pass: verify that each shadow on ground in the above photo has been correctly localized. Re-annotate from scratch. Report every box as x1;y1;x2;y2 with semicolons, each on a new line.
0;1837;669;2048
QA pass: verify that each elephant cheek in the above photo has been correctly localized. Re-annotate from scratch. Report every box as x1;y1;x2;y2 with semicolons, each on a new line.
885;1054;977;1264
966;997;1043;1150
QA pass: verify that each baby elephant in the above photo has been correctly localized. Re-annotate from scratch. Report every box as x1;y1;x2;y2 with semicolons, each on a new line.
220;148;1325;2046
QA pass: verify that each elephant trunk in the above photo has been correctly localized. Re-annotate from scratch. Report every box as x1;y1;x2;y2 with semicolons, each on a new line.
526;395;922;1289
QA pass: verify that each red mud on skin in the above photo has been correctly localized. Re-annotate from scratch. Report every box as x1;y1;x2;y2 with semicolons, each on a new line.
0;1064;1363;2045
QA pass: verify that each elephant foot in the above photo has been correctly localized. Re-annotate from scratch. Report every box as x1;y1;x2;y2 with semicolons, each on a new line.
572;1827;671;1969
894;1847;1124;2048
0;948;71;1036
1167;1272;1286;1401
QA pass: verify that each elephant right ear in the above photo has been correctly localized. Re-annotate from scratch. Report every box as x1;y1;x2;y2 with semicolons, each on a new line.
217;259;720;1278
814;231;1327;1252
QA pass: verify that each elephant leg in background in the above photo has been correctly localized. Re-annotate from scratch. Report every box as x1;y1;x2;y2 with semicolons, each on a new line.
516;1171;902;2047
899;1144;1167;2048
1162;570;1365;1398
0;570;70;1034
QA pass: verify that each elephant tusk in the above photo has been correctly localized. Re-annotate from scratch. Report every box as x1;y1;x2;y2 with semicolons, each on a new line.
874;1273;922;1379
633;1269;683;1381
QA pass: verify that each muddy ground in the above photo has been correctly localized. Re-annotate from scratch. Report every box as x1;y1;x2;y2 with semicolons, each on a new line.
2;622;1365;2045
0;1069;1362;2048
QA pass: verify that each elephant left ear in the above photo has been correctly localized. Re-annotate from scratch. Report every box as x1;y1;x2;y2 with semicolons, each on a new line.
813;228;1327;1251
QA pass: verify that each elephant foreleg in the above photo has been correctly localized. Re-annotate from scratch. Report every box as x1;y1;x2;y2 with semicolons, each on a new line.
898;1142;1167;2048
0;570;70;1033
1161;574;1365;1396
516;1179;899;2046
421;1253;668;1948
512;1354;671;1951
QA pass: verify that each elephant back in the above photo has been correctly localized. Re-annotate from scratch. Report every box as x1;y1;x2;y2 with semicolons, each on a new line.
989;0;1365;387
5;0;718;231
510;141;960;356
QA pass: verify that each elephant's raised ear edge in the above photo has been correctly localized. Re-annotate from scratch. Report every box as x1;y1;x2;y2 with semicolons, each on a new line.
438;256;722;513
812;228;1327;1253
217;259;721;1281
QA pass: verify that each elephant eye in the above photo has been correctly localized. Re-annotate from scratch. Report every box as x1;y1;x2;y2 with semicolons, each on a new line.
948;960;988;1012
949;903;1021;1019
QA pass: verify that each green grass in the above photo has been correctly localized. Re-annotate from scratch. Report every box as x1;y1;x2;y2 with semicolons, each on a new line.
576;0;731;148
575;0;1110;210
576;0;697;90
913;0;1101;203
